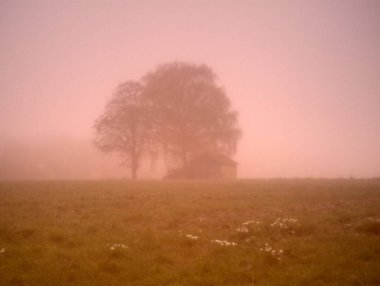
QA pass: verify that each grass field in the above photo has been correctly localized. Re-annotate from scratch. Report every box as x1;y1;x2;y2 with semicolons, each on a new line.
0;179;379;286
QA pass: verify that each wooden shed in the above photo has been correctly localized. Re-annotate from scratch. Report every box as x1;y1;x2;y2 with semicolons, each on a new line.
166;153;237;179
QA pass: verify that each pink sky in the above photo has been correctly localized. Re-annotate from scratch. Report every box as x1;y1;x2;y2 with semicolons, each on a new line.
1;0;379;178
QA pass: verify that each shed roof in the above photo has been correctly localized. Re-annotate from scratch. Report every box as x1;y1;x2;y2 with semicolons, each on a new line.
189;153;237;166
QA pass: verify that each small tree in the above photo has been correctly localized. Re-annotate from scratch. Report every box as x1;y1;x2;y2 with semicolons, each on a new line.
93;81;150;179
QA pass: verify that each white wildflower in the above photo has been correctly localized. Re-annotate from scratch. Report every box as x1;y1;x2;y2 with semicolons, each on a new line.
185;234;199;240
236;226;249;233
242;220;262;226
211;239;237;246
0;248;5;254
259;243;283;261
270;217;299;233
242;220;254;225
270;218;280;226
108;243;128;250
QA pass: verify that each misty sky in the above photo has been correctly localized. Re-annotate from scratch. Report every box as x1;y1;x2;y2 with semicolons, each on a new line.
1;0;379;178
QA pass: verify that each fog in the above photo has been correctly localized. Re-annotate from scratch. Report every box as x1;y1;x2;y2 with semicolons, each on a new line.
1;0;379;179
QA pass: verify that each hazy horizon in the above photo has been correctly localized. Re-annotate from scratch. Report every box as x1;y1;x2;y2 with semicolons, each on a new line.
1;0;379;179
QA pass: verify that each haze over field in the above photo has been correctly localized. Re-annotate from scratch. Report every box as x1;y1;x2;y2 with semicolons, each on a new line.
1;0;379;179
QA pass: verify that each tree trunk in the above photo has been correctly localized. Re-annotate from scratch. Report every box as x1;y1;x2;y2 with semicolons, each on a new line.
131;151;138;180
181;148;188;168
131;166;137;180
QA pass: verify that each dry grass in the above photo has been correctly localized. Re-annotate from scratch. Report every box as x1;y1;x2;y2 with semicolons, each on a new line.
0;179;379;285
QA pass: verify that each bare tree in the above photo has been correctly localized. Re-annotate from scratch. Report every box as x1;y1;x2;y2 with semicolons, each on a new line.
93;81;150;179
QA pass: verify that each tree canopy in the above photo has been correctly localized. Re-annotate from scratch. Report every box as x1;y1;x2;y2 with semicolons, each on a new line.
142;62;241;167
93;62;241;179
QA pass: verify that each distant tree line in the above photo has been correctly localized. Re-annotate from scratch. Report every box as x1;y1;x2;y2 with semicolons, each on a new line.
94;62;241;179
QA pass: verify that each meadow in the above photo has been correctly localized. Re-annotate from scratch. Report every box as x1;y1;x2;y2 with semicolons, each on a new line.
0;179;379;286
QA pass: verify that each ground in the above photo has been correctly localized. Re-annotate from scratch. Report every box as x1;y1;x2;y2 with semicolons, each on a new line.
0;179;379;286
